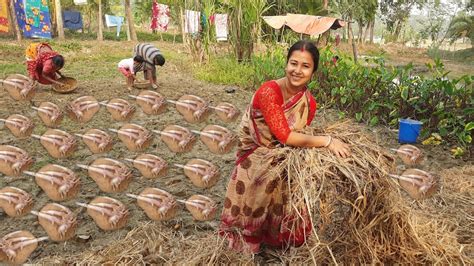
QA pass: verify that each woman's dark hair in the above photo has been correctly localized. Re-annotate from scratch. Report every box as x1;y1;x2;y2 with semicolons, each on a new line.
153;54;165;66
287;40;319;73
133;55;144;63
52;55;65;69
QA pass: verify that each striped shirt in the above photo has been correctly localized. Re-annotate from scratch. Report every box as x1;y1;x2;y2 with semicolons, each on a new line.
133;43;161;70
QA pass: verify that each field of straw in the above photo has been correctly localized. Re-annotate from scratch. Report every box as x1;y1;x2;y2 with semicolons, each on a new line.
38;120;473;264
0;40;472;264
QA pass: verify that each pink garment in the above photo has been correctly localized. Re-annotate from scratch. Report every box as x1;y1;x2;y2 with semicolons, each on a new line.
151;1;170;32
118;67;132;77
150;0;158;30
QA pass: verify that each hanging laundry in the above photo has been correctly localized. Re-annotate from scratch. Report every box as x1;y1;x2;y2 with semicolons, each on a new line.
184;9;200;34
201;13;207;30
105;14;124;37
63;10;83;30
215;14;228;41
25;0;41;28
0;0;9;33
73;0;87;5
150;0;158;30
157;3;170;32
14;0;52;39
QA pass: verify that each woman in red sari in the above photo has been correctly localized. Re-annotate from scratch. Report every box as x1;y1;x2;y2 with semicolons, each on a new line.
25;43;65;86
219;40;351;253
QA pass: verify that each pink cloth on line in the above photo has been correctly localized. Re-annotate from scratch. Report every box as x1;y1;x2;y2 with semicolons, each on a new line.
151;1;170;32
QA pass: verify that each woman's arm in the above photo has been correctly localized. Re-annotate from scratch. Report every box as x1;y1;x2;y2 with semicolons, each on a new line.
256;83;351;158
286;132;351;158
56;70;64;78
42;73;63;85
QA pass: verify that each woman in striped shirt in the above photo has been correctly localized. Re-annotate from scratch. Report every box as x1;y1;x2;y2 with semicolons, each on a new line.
133;43;165;89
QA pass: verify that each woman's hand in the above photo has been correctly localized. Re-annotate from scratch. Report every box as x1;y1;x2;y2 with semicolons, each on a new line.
327;138;351;158
56;70;65;78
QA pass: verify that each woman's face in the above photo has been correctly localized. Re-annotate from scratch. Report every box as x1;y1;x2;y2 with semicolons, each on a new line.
285;50;314;89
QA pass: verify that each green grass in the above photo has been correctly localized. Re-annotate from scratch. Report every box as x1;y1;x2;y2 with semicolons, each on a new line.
0;63;26;77
63;30;183;43
428;47;474;64
193;56;255;88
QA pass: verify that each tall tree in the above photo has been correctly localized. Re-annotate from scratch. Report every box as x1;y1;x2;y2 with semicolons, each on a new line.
448;13;474;45
97;0;103;41
54;0;65;39
379;0;427;41
125;0;137;41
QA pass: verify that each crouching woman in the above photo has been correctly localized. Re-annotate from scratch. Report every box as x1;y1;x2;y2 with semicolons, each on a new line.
219;40;351;253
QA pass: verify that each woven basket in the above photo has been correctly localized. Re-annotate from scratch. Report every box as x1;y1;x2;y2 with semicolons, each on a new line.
133;80;151;89
52;77;78;93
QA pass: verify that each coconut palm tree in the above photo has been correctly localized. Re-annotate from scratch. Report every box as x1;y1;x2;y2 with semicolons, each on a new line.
447;14;474;46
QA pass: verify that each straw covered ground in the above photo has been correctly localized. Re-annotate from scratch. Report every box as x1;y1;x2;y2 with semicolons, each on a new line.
0;40;472;264
38;120;472;265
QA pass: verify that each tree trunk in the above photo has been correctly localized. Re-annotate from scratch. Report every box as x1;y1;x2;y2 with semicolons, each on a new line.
97;0;103;41
394;21;402;42
357;21;363;43
8;0;22;41
348;17;353;44
349;20;358;62
369;20;375;44
54;0;64;40
363;22;370;44
125;0;137;41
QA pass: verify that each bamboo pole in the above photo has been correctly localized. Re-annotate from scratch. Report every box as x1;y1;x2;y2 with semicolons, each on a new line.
54;0;64;40
8;0;22;41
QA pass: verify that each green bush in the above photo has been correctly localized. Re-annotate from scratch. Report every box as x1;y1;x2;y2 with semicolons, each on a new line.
316;47;473;150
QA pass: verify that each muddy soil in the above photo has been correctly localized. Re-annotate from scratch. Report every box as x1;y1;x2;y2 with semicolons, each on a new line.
0;41;471;263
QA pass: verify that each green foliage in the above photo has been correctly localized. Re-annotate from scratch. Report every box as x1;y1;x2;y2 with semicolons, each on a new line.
63;30;182;43
193;44;286;87
221;0;272;61
447;13;474;45
379;0;427;41
192;44;473;150
316;47;473;150
251;45;286;85
193;56;254;86
427;47;474;63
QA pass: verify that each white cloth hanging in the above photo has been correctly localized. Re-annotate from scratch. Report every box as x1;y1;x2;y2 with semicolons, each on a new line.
73;0;87;5
215;14;228;41
184;9;200;34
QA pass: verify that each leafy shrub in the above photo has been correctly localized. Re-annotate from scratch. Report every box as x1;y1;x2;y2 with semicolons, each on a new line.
316;47;473;150
251;45;286;86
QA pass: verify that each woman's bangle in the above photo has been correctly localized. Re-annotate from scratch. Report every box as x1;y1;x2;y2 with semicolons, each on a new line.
324;136;332;147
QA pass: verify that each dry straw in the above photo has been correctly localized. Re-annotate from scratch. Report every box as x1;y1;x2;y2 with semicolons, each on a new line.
37;120;470;264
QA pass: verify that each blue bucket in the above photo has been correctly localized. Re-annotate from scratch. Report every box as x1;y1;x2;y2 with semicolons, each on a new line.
399;119;423;143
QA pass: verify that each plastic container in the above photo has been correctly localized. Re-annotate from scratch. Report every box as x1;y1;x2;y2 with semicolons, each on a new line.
399;118;423;143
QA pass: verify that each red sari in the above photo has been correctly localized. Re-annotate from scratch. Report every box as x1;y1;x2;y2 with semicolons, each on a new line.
25;43;59;85
219;80;317;253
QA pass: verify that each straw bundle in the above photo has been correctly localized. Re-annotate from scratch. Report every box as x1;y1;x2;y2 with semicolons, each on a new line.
264;120;466;263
